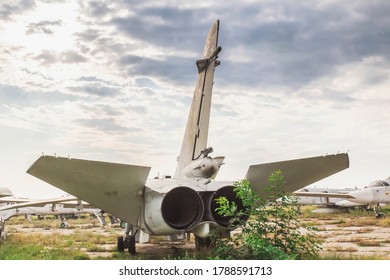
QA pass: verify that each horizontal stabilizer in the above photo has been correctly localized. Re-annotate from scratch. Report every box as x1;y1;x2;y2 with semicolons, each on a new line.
27;156;151;225
245;153;349;200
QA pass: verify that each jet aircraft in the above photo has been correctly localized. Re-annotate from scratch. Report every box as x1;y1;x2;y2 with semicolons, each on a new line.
280;186;358;214
25;20;349;254
294;177;390;217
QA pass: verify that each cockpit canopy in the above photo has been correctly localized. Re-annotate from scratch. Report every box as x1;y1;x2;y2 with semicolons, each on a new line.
0;187;13;198
366;180;390;188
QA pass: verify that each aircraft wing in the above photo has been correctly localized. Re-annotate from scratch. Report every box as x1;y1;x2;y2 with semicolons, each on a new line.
0;196;83;211
245;153;349;200
293;191;355;199
0;197;31;204
27;155;151;225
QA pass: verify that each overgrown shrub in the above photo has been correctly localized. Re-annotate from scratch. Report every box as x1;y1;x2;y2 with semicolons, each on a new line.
212;170;321;260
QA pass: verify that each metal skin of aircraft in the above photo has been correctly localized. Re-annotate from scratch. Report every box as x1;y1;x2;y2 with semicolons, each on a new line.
26;20;349;254
0;188;108;241
294;177;390;218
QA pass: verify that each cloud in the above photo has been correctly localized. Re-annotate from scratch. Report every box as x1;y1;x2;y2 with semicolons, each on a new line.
0;84;75;106
75;117;129;133
211;1;390;90
61;50;88;63
2;0;390;196
79;0;113;18
74;28;101;42
68;84;121;97
34;50;87;65
110;4;216;52
82;0;390;95
26;20;63;35
0;0;35;21
119;54;195;85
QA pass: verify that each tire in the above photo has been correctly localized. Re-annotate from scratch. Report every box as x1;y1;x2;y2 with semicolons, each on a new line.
117;236;125;252
128;236;136;255
195;236;212;250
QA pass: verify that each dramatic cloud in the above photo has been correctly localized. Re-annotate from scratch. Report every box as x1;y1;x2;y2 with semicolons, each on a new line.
1;0;390;198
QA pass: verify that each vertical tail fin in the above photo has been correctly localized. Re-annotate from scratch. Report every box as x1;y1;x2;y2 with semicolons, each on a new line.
174;20;221;178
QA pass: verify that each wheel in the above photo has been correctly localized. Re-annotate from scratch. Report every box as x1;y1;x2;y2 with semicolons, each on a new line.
117;236;125;252
127;236;136;255
195;236;212;250
60;222;66;228
120;221;126;229
375;212;385;219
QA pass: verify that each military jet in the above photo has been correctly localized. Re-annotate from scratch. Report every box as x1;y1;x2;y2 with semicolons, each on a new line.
294;177;390;217
281;186;358;214
26;20;349;254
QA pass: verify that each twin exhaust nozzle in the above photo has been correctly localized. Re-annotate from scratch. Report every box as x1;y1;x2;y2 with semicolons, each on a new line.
161;185;247;231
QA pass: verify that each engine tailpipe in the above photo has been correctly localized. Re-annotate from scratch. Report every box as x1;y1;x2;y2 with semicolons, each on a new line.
161;187;204;230
209;186;248;227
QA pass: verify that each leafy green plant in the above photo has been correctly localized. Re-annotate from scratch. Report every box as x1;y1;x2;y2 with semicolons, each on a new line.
212;170;321;260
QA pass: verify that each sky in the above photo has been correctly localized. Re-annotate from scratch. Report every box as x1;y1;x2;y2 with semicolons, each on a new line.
0;0;389;199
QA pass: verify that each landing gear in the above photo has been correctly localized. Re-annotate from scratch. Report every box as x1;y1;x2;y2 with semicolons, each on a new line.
195;236;213;250
59;215;70;228
0;221;5;242
375;212;385;218
117;223;138;255
194;229;230;250
0;226;3;242
117;235;136;255
374;204;385;219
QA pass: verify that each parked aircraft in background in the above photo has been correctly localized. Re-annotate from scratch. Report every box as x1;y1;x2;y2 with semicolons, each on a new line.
288;186;359;213
0;187;109;241
26;20;349;254
0;187;14;199
294;177;390;218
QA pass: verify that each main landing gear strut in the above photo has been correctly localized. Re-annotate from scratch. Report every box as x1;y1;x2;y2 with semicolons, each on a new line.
117;223;137;255
374;204;385;219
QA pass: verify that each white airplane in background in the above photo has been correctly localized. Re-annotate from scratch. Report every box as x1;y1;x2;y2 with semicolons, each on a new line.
286;186;359;214
0;187;108;241
26;20;349;254
294;177;390;218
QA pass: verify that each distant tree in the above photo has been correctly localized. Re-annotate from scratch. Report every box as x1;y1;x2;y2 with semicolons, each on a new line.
211;170;321;260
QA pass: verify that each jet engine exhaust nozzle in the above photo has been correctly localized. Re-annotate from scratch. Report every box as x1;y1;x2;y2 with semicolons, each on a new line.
209;186;248;227
161;187;204;230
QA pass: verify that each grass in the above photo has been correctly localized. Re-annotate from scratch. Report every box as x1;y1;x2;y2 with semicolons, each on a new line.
2;207;390;260
0;237;91;260
1;217;200;260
